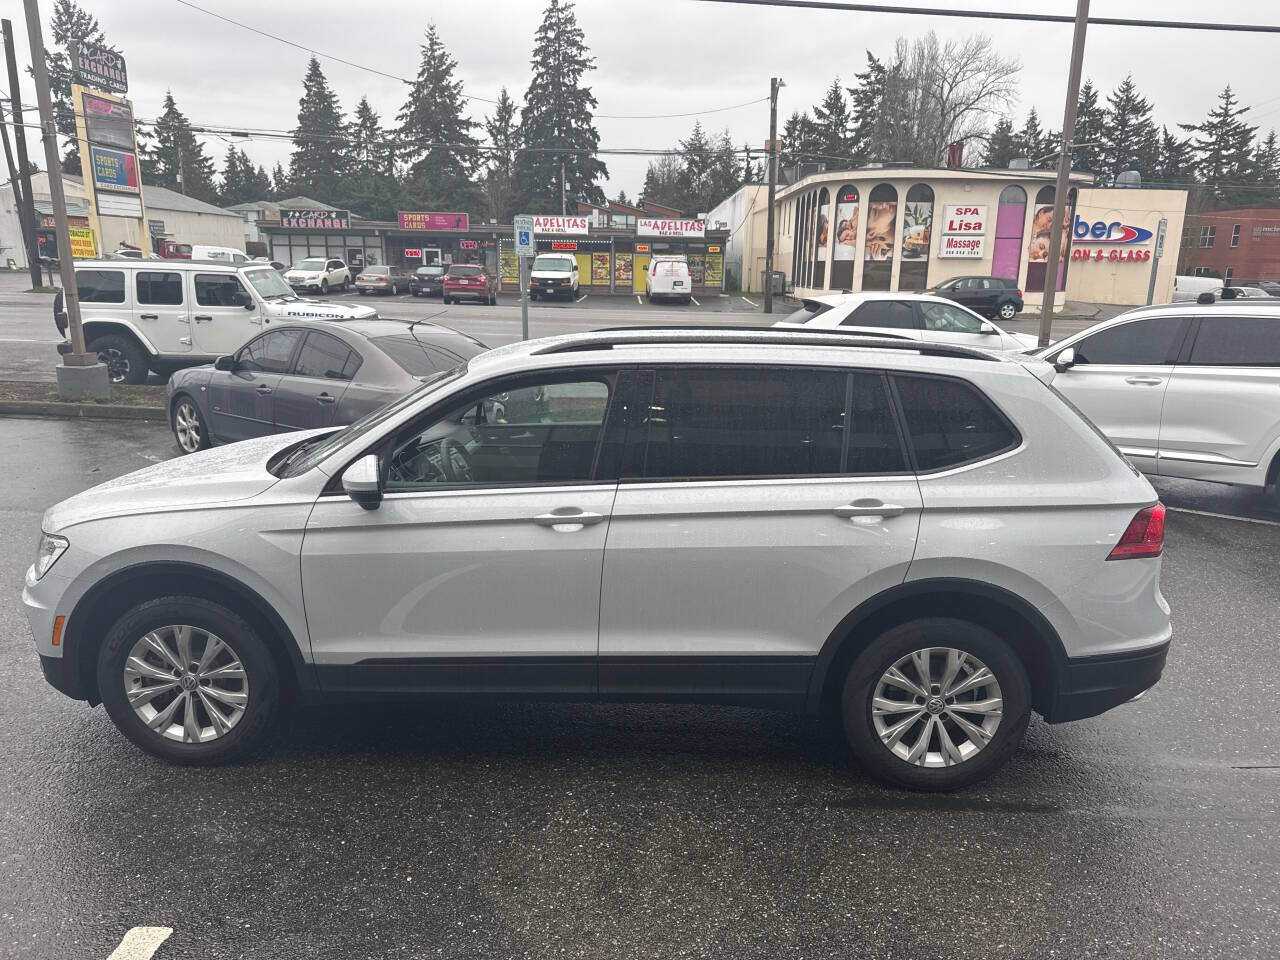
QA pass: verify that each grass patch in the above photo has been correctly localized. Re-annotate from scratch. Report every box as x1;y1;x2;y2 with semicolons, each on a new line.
0;380;164;407
26;286;60;294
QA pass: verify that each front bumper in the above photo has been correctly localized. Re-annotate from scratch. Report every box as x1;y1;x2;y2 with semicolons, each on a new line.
531;281;572;295
23;567;87;701
288;280;323;291
1043;639;1171;722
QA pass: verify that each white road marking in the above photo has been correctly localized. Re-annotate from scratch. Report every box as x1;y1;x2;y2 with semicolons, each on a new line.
1167;506;1280;527
740;296;758;307
0;337;62;344
690;296;701;306
575;294;588;303
106;927;172;960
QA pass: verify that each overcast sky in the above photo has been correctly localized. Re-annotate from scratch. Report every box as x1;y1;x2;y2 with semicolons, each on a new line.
8;0;1280;202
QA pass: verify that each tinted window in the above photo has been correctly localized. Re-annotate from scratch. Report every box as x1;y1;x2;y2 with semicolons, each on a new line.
386;379;610;489
76;269;125;303
844;301;917;329
236;329;302;374
136;271;183;305
641;368;849;479
1189;316;1280;366
363;266;389;276
919;301;984;333
194;274;249;307
294;332;359;381
894;375;1018;471
1070;317;1185;365
781;301;832;325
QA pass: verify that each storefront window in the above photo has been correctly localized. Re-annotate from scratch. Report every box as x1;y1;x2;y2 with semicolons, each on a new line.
830;184;859;290
811;188;830;288
898;184;934;291
863;184;897;291
1025;186;1074;292
992;185;1026;281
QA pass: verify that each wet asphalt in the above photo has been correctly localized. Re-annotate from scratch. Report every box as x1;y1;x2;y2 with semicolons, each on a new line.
1;417;1278;959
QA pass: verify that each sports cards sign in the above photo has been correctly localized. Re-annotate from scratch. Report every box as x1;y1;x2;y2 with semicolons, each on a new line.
398;211;469;231
89;145;139;194
637;218;705;238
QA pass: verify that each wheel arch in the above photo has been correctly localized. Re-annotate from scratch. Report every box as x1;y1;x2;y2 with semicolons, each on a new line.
63;560;316;706
81;319;158;357
806;578;1068;719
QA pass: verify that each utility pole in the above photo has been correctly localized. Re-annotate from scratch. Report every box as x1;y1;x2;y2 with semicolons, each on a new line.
1038;0;1090;346
23;0;106;398
560;159;566;215
763;77;782;314
3;18;42;288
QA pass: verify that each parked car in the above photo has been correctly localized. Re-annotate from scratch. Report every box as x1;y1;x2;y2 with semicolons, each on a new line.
409;264;446;297
1036;303;1280;505
529;253;579;300
191;245;251;264
1255;280;1280;297
166;319;488;453
927;276;1024;321
775;292;1039;353
1226;285;1272;299
25;328;1169;790
646;256;692;303
53;259;377;383
284;257;351;294
354;264;412;296
442;263;499;305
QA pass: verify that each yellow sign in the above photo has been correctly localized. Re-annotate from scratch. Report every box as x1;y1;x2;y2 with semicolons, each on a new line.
68;226;98;259
500;250;519;284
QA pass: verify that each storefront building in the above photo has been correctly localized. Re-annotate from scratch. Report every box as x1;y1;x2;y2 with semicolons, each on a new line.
770;168;1186;307
1180;206;1280;285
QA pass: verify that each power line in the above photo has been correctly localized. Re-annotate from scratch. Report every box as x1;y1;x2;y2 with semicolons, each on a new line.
688;0;1280;33
598;97;768;120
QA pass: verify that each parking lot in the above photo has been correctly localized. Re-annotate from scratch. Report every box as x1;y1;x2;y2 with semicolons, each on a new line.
1;413;1278;959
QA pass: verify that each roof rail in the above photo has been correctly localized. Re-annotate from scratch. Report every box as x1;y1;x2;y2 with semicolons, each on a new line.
530;326;1003;361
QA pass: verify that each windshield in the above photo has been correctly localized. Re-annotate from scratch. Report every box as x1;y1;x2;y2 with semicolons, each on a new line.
274;364;469;478
533;255;574;272
449;265;482;276
243;267;291;299
296;258;326;271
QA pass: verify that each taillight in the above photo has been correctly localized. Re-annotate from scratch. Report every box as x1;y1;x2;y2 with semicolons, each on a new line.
1107;503;1165;560
1016;288;1023;297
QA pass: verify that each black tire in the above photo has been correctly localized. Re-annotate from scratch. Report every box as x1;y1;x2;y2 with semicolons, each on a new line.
320;279;329;294
998;301;1018;321
530;291;538;301
97;596;281;765
488;289;497;305
443;295;451;305
358;289;367;295
88;333;149;384
841;617;1031;791
170;394;210;453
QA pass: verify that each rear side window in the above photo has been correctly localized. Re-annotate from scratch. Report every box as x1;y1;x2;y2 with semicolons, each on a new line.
1188;316;1280;366
844;301;917;329
75;269;125;303
893;375;1019;471
1070;317;1185;365
781;300;832;325
294;332;360;381
136;271;183;305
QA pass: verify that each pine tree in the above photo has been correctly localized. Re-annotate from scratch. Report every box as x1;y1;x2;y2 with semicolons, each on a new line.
847;52;886;165
1015;109;1051;165
515;0;608;210
247;161;273;201
707;129;742;209
982;117;1018;167
812;78;852;165
1181;86;1260;205
135;122;159;183
289;57;348;202
271;163;290;199
641;155;684;211
1100;75;1159;184
219;144;247;205
1254;130;1280;204
342;96;401;221
481;87;520;222
615;189;631;206
1073;79;1107;174
1153;126;1193;184
43;0;113;174
678;121;712;213
347;97;388;173
152;92;216;202
780;110;821;171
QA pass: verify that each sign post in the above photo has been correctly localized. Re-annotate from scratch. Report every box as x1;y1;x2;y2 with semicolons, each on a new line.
514;215;535;341
1145;218;1168;306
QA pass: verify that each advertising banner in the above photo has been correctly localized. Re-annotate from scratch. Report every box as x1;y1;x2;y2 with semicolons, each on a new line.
637;218;705;238
82;93;135;150
281;209;351;230
398;211;469;231
533;215;590;235
71;41;128;94
68;227;97;259
501;250;519;284
614;253;633;285
90;145;139;194
404;248;423;260
591;253;611;284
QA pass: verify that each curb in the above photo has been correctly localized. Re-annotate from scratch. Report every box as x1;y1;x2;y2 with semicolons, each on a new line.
0;400;163;421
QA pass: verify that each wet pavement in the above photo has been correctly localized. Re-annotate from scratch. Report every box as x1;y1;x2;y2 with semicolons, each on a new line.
1;416;1278;959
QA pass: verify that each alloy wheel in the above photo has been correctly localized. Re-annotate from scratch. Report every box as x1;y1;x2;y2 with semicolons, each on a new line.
98;347;128;383
173;401;203;453
123;624;248;743
999;303;1017;320
871;646;1003;767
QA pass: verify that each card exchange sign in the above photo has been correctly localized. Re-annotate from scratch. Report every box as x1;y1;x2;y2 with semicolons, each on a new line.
71;42;128;94
280;209;351;230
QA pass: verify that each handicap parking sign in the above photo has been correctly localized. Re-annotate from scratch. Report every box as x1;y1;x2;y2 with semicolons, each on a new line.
514;215;535;256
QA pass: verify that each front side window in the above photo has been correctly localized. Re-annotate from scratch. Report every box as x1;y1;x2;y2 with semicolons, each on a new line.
844;300;917;330
135;271;183;305
1070;317;1186;365
195;274;249;307
386;378;611;490
1189;316;1280;366
894;375;1019;471
75;269;126;303
293;332;359;381
919;301;984;333
236;328;303;374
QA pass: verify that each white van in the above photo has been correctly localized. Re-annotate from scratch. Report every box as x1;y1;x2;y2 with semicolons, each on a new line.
646;256;692;304
54;259;378;383
190;245;251;264
1172;275;1221;302
529;253;579;300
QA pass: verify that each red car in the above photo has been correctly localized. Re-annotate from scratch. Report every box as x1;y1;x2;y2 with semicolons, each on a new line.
442;263;499;305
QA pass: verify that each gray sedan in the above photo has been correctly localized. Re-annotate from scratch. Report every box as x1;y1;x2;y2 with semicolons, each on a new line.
165;319;488;453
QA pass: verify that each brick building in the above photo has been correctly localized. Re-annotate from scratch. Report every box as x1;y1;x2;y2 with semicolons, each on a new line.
1180;207;1280;284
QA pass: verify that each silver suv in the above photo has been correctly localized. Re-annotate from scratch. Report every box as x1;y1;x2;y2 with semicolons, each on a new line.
22;330;1171;790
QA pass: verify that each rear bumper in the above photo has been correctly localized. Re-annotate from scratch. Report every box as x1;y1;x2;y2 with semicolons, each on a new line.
1043;639;1170;722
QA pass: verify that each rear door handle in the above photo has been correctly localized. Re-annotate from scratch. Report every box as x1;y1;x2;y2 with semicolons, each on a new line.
316;393;336;404
194;314;213;323
1124;376;1164;385
256;384;273;395
833;499;905;519
139;313;158;320
532;509;605;529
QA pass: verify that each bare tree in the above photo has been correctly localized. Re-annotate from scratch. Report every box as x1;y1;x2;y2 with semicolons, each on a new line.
876;33;1020;166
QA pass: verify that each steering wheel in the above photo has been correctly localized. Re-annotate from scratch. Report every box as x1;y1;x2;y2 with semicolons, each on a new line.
388;437;473;485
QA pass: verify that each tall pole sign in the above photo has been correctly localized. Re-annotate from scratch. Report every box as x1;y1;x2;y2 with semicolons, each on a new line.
514;215;535;341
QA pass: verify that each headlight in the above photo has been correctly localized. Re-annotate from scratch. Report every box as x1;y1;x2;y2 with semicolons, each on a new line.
34;533;68;580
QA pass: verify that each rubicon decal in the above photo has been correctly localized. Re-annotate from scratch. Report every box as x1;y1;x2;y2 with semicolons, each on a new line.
1073;216;1154;244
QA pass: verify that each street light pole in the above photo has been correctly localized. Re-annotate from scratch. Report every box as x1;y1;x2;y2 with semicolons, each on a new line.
3;18;42;289
1038;0;1090;346
763;76;782;314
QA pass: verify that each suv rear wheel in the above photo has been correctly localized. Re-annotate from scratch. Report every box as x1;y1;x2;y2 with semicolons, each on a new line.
842;618;1031;790
97;596;281;764
997;301;1018;321
88;333;149;385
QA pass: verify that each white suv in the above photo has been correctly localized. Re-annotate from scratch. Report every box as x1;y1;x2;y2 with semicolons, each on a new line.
1038;303;1280;506
23;330;1170;790
284;257;351;294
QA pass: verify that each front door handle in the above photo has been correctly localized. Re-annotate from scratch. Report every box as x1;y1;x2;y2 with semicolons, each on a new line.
833;499;905;519
139;313;158;320
532;509;605;530
194;314;213;323
1124;376;1164;385
256;384;273;395
316;393;336;404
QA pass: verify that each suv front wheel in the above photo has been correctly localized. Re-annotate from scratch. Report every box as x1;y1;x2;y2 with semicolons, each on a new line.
842;618;1031;790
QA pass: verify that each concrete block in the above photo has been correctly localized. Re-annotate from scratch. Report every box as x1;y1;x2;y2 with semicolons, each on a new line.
56;362;111;402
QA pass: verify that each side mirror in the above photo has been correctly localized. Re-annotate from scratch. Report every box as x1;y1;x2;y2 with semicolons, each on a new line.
1196;291;1216;304
1053;346;1076;373
979;321;997;334
214;354;235;371
239;292;256;309
341;454;382;510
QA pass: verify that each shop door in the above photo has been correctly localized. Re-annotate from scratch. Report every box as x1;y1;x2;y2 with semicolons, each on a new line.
423;247;441;265
633;253;650;293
